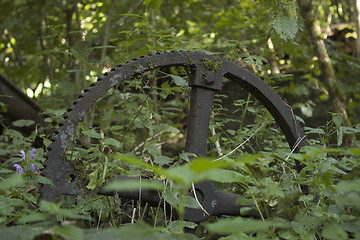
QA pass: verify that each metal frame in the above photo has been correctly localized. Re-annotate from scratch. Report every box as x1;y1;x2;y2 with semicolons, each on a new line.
40;51;307;223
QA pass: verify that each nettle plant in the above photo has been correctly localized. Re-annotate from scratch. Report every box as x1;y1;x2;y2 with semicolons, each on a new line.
0;128;48;225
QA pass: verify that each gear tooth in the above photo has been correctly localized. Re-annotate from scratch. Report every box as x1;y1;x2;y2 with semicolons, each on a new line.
140;55;145;58
63;114;69;119
59;121;64;126
156;52;161;55
97;77;104;81
117;64;122;67
90;82;97;87
125;61;130;64
170;50;176;52
54;129;60;134
104;72;109;76
78;94;84;99
67;107;73;112
73;101;78;105
50;136;56;142
110;68;116;71
84;88;90;92
132;58;138;61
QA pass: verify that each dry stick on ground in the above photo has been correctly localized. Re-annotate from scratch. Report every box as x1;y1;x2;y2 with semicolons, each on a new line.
297;0;355;146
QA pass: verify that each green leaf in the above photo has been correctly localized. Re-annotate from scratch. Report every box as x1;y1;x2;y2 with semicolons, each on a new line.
185;195;203;209
72;41;87;57
168;220;198;233
332;114;343;146
0;226;40;240
40;201;92;220
35;175;54;186
179;152;197;162
335;180;360;192
100;222;172;239
0;174;25;190
322;223;347;240
143;0;162;10
291;220;306;235
102;179;163;192
166;165;195;185
82;129;101;139
201;169;245;183
154;155;172;165
12;119;35;127
273;15;298;41
21;192;37;203
52;225;84;240
0;196;23;216
304;127;325;135
188;158;230;173
332;114;342;127
0;102;7;113
169;74;187;86
206;218;288;234
17;212;49;224
296;115;305;124
103;138;122;149
86;169;100;190
43;138;52;147
114;154;169;178
162;189;180;208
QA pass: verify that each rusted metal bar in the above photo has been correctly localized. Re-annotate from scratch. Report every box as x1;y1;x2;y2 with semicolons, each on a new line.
185;86;215;157
0;72;47;135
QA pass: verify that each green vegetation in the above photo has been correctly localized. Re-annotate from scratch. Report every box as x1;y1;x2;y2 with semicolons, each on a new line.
1;0;360;239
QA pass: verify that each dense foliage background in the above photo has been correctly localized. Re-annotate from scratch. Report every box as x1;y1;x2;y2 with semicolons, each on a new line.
1;0;360;239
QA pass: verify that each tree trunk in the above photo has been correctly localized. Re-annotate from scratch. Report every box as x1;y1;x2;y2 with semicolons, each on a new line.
353;0;360;62
297;0;355;146
100;0;116;61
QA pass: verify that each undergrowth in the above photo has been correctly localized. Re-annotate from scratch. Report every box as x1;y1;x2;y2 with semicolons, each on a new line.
0;68;360;240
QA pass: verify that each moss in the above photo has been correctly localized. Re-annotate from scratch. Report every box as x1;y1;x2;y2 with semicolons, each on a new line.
131;62;141;72
201;57;223;71
147;58;154;69
185;52;194;66
71;160;87;187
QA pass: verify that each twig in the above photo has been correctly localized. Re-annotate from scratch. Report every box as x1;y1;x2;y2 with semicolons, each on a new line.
211;127;223;157
96;207;102;230
285;135;307;162
191;183;209;215
131;208;136;224
213;120;268;162
112;1;143;26
138;176;142;219
133;131;165;153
